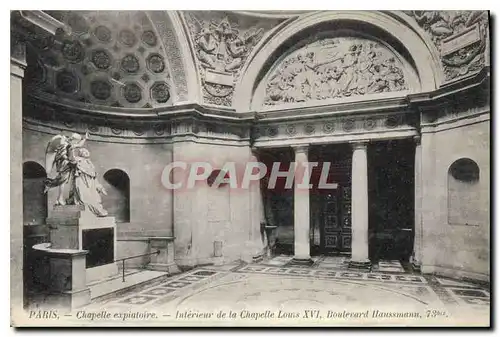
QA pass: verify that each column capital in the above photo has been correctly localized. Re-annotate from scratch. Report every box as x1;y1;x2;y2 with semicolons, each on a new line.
349;140;369;150
414;135;421;145
10;41;26;77
291;144;309;154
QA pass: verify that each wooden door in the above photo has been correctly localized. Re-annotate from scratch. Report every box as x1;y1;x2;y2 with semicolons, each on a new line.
321;185;352;253
339;185;352;251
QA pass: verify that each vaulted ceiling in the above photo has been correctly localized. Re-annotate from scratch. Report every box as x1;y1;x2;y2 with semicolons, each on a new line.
20;11;172;110
13;10;490;116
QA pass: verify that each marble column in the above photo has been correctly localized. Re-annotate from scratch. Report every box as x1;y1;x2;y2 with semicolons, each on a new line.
292;145;313;264
249;148;265;262
349;141;371;269
412;136;423;271
11;41;26;314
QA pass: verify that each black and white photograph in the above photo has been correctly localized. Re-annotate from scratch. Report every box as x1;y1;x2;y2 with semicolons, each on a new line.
9;9;491;327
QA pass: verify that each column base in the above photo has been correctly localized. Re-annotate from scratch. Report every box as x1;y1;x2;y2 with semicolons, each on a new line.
147;262;181;275
291;257;314;266
252;254;264;263
213;256;224;266
412;262;422;273
348;260;372;271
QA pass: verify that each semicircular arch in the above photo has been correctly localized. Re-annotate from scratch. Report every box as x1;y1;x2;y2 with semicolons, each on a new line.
234;10;443;112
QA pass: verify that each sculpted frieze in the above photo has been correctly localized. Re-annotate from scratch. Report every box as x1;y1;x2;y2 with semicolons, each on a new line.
404;11;488;81
264;37;408;106
255;113;412;142
23;98;249;141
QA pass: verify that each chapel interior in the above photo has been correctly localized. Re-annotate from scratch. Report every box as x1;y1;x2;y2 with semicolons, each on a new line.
11;10;491;322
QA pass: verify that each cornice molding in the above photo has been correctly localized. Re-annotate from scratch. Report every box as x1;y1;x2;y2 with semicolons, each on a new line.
420;111;489;134
232;11;311;19
253;95;411;122
22;101;252;144
25;64;488;122
18;11;70;36
407;66;490;107
23;119;250;148
23;65;488;145
25;103;487;146
25;95;253;122
10;40;26;77
253;110;417;145
420;107;489;129
254;129;417;149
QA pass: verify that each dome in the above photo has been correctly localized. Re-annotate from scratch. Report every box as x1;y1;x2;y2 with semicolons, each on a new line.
23;11;172;111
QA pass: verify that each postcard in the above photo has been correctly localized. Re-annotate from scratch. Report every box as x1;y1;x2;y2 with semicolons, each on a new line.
11;10;490;327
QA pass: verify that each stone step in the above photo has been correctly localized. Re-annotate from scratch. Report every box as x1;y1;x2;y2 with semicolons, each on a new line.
89;269;169;303
375;260;406;273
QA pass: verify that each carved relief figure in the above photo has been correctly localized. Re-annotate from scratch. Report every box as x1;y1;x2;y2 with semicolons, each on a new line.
406;11;488;81
187;12;267;106
408;11;486;45
340;44;360;95
226;28;263;72
355;45;376;94
411;11;456;41
264;37;408;106
44;132;108;216
196;27;217;69
191;15;263;73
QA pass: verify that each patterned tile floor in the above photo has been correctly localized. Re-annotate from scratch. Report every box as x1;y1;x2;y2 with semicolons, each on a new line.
82;261;490;327
264;255;406;273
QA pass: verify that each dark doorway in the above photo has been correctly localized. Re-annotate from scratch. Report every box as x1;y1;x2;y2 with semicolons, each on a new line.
23;161;49;308
309;144;352;255
368;139;415;262
259;148;295;255
23;161;48;225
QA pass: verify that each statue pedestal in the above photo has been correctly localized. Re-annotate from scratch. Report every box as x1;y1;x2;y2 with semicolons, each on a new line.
31;243;91;311
147;237;180;275
47;205;118;284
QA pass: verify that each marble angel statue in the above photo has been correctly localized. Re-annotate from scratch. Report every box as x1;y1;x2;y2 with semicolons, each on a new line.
44;131;108;217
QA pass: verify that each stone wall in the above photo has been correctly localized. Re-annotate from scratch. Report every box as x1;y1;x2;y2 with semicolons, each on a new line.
172;141;259;267
23;127;260;268
22;128;174;238
421;115;490;281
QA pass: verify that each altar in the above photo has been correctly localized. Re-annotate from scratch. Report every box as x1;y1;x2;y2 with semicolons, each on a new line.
47;205;118;283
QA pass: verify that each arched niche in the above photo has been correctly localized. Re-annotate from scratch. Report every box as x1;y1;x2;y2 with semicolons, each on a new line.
102;169;130;223
23;161;48;225
234;11;442;112
447;158;481;226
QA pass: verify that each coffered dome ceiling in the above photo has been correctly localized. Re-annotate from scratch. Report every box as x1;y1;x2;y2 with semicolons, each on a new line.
24;11;172;110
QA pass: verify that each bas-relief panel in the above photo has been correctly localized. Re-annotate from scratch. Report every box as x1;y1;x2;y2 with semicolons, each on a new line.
404;11;489;81
263;36;408;106
184;11;284;107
